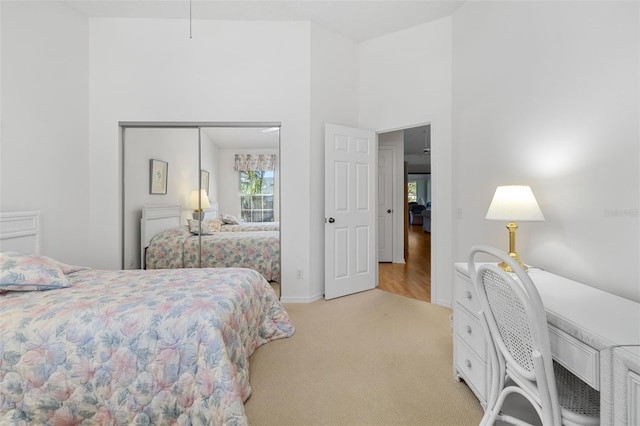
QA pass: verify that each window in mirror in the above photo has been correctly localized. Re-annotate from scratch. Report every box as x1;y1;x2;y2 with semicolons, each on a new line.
240;170;274;222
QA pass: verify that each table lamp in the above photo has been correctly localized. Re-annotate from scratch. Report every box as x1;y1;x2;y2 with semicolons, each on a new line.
485;185;545;272
190;189;211;220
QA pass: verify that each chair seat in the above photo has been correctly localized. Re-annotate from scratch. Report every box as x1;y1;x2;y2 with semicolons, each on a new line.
553;361;600;424
513;361;600;425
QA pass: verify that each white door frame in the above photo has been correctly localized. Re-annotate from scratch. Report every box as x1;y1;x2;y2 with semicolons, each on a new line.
376;120;437;304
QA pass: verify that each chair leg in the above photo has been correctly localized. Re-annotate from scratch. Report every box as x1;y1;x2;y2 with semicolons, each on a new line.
480;409;495;426
481;387;509;426
482;386;543;426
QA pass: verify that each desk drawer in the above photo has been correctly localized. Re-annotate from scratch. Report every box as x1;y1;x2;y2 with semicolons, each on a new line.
455;304;487;360
455;337;487;401
628;370;640;426
548;324;599;390
454;271;480;315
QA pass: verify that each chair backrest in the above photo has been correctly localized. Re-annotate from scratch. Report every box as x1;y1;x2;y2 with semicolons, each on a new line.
469;245;561;421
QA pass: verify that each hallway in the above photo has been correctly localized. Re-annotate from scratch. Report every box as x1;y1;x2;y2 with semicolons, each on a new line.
378;224;431;302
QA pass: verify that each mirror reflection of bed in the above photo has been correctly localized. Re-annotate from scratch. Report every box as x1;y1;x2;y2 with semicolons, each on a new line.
141;204;280;284
121;123;281;296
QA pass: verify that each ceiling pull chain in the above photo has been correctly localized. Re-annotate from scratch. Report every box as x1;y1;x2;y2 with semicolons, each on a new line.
189;0;193;39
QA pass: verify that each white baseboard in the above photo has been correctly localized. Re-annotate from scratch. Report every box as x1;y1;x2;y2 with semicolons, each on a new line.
280;292;324;304
433;297;452;309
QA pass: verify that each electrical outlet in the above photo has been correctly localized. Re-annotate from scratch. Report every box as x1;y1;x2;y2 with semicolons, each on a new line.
457;208;464;219
296;269;303;279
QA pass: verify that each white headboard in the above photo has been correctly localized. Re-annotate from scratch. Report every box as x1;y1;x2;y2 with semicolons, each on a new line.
0;211;41;255
140;205;182;267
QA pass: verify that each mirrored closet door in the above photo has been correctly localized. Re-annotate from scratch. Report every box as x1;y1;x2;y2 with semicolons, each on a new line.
121;123;280;284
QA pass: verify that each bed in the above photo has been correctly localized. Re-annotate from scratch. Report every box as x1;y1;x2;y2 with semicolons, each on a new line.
141;206;281;282
0;211;294;425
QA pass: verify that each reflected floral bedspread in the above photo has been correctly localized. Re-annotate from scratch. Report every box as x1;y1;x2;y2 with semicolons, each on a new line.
0;266;294;425
146;226;281;282
220;222;279;232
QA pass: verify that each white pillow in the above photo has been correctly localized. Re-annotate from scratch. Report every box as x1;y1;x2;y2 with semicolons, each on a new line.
188;219;213;235
221;214;240;225
0;252;71;292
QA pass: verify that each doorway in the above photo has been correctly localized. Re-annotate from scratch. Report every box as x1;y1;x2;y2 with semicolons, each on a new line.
378;228;431;301
378;124;432;302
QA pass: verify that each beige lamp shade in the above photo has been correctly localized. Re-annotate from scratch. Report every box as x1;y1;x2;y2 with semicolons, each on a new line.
190;189;211;211
485;185;544;222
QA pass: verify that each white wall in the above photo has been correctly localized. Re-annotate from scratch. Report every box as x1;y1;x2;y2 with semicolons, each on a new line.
453;1;640;302
309;23;359;300
0;2;90;264
358;17;454;306
87;18;312;300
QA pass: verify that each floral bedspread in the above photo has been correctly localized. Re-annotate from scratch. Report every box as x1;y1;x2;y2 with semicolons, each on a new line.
220;222;279;232
0;266;294;425
146;227;281;282
144;226;193;270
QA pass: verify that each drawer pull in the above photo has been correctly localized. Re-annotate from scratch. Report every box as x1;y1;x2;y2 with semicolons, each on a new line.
465;290;472;300
466;325;472;334
465;359;472;369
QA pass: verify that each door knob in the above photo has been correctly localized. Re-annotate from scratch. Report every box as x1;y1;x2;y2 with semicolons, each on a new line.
328;217;335;223
387;209;392;213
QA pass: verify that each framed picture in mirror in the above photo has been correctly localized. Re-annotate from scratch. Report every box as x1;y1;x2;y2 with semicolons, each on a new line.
150;159;168;194
201;170;210;194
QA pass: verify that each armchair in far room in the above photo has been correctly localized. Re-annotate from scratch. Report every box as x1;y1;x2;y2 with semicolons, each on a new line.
422;202;431;233
409;203;426;226
408;202;417;223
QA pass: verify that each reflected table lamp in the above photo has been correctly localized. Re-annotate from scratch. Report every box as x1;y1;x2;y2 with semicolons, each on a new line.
485;185;545;272
191;189;211;220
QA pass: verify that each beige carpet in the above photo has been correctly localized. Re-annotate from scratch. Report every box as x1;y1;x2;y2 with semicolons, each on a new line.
244;289;484;425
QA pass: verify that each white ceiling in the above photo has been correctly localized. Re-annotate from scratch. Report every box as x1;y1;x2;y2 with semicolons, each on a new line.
64;0;465;42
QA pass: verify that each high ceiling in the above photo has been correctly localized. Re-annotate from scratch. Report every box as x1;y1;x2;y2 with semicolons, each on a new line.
64;1;445;169
64;0;465;42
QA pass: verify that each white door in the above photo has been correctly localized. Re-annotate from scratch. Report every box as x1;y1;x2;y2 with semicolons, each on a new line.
325;123;377;300
378;147;393;262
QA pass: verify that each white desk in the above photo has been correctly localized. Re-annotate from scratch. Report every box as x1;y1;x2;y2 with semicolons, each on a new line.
602;345;640;425
453;263;640;425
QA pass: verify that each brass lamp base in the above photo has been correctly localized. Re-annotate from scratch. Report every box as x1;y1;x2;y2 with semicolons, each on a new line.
498;252;528;272
499;222;529;272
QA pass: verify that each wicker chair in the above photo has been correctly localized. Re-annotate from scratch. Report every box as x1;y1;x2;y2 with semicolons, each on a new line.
468;245;600;426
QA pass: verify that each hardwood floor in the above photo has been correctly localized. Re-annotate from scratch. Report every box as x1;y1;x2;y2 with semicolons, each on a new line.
378;224;431;302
